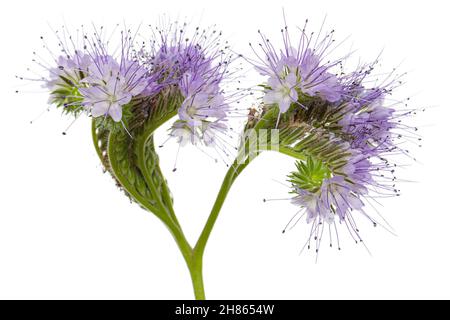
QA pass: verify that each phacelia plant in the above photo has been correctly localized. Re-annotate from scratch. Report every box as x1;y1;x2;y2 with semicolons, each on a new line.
20;17;420;299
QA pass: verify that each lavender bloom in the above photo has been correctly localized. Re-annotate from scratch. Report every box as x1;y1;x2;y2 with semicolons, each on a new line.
246;19;421;255
27;25;161;124
292;48;341;102
174;70;235;148
338;68;405;154
42;52;92;114
286;149;392;254
142;21;239;147
263;72;298;112
250;23;344;113
142;21;224;87
178;91;228;127
79;56;148;122
289;153;369;225
45;52;91;93
173;91;230;146
278;64;418;254
28;21;241;144
170;120;201;146
149;44;212;87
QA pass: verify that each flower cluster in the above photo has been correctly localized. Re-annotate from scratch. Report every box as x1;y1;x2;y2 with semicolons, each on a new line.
38;31;153;124
136;22;238;147
250;21;419;253
27;22;237;146
252;26;343;115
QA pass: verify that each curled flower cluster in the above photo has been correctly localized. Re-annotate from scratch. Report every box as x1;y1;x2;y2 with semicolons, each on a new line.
249;20;419;253
39;33;152;124
26;22;238;147
139;22;238;146
79;56;149;122
252;25;343;115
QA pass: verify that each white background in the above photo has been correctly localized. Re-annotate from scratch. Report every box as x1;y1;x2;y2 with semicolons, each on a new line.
0;0;449;299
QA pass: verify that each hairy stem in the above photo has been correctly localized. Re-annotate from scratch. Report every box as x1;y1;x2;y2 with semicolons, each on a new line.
187;254;205;300
179;160;248;299
92;106;309;299
194;161;248;256
189;143;307;298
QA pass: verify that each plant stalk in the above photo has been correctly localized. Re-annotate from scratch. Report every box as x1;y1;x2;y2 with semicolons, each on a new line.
94;113;306;299
178;161;247;299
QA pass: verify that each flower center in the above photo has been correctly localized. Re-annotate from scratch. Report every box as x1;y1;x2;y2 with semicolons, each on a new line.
281;84;293;98
108;94;118;104
186;102;198;118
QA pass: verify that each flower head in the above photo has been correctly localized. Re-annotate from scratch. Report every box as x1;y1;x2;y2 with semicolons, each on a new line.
178;89;228;127
250;22;344;114
24;21;243;151
29;26;158;124
44;52;91;92
79;56;149;122
170;120;201;146
247;18;420;256
263;72;298;113
338;68;408;155
43;52;91;114
141;20;241;147
289;153;370;226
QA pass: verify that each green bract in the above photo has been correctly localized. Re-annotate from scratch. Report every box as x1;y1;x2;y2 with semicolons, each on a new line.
289;157;332;193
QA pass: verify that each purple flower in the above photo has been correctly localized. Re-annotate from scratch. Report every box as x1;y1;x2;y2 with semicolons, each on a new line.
178;91;228;127
142;21;227;94
44;52;91;92
290;153;365;222
293;49;341;102
79;56;149;122
142;20;238;146
32;21;241;140
287;150;392;252
41;52;92;112
336;63;410;157
263;72;298;112
172;87;231;146
170;120;201;146
267;37;418;254
150;44;212;86
33;26;156;122
250;25;344;111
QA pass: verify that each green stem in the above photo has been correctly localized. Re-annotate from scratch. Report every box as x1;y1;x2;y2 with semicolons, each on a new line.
188;145;307;298
93;108;309;299
187;255;205;300
194;161;246;256
92;120;200;298
182;161;248;299
164;220;193;264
